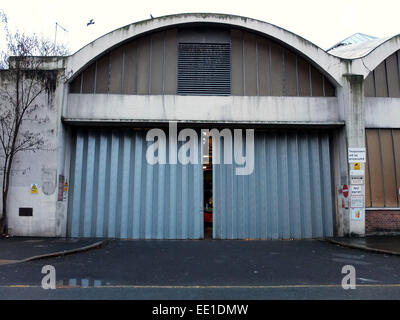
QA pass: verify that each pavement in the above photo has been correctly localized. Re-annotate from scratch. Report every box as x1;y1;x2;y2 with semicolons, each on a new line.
325;236;400;255
1;238;400;299
0;237;107;265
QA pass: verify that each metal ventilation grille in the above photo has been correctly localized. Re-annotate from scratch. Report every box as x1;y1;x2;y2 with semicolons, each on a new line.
178;43;231;95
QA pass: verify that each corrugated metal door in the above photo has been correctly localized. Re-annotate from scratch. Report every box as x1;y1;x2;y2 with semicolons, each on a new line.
67;128;203;239
213;130;334;239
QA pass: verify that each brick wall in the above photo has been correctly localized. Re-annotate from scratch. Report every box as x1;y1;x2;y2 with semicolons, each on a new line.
366;210;400;234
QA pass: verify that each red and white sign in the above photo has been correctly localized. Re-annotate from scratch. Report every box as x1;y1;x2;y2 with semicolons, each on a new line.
342;184;349;198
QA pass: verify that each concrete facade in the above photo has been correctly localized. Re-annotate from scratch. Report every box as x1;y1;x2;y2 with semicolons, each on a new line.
1;13;399;238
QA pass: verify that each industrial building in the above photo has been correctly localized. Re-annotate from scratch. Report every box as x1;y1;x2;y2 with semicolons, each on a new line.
1;13;400;239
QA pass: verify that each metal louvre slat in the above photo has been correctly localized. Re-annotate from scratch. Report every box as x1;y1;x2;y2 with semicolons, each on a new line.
213;130;334;239
178;43;231;95
67;128;204;239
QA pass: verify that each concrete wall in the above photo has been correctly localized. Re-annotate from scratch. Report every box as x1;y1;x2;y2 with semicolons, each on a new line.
65;94;342;125
0;69;65;237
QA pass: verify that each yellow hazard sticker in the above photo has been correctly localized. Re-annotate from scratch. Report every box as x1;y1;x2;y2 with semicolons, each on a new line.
353;162;361;170
30;184;38;194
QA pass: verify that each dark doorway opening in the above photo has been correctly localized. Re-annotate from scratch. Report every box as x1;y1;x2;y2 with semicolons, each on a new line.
203;134;213;239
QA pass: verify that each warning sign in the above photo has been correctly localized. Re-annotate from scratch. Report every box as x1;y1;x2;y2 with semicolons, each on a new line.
351;208;364;221
351;175;364;185
30;184;38;194
353;162;361;170
348;148;366;163
351;195;365;208
351;185;364;196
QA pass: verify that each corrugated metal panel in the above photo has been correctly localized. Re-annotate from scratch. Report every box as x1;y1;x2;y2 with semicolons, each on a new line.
213;130;334;239
177;43;231;95
67;128;203;239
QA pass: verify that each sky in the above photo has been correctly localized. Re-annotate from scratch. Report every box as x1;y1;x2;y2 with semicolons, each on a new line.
1;0;399;53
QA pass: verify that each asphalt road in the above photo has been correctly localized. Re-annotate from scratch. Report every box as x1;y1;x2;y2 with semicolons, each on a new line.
1;239;400;299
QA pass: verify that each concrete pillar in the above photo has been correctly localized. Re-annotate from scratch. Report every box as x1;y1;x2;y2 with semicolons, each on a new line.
340;74;366;236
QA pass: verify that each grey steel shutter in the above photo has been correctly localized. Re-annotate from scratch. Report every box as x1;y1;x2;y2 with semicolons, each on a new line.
67;128;203;239
213;130;334;239
178;43;231;95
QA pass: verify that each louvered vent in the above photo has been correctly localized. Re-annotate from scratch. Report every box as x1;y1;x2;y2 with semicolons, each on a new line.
178;43;231;95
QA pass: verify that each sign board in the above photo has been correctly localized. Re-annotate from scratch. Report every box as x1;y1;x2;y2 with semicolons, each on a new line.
350;170;364;176
351;185;364;196
351;195;365;208
30;184;38;194
348;148;366;163
351;176;364;185
351;208;364;221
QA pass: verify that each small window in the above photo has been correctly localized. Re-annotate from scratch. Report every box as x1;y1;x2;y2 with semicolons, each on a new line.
178;43;231;95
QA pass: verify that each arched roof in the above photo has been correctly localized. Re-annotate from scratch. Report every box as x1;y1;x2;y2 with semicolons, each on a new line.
65;13;342;86
330;34;400;78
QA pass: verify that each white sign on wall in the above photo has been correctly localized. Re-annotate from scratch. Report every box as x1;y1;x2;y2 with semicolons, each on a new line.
351;195;365;208
348;148;366;163
351;176;364;185
350;170;365;176
351;185;364;196
351;208;364;221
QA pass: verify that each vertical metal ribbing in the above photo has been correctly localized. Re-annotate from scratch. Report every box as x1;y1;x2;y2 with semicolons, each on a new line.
212;130;334;239
107;131;119;237
181;159;188;239
193;146;202;238
162;37;166;94
249;138;257;239
258;134;268;238
378;129;387;207
310;133;324;237
132;133;143;238
268;44;272;96
121;48;125;94
93;61;97;93
68;129;203;239
295;56;299;96
157;163;166;239
309;64;313;96
95;132;108;237
70;132;84;237
384;60;390;97
148;37;152;94
278;133;290;238
288;132;302;238
120;133;131;239
255;39;259;96
83;131;95;237
365;131;373;207
300;132;313;238
391;129;400;206
144;140;154;239
242;38;246;95
169;163;177;239
397;52;400;96
320;133;334;236
268;133;279;239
